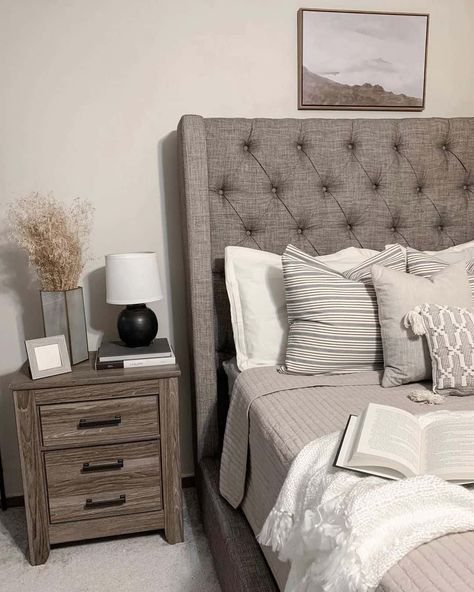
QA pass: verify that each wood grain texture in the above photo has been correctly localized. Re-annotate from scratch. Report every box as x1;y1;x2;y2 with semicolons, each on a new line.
12;362;182;564
13;390;50;565
45;441;162;523
49;510;165;544
40;395;159;448
10;354;179;392
34;380;159;405
159;376;184;543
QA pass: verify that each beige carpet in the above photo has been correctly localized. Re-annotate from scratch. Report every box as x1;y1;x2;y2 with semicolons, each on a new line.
0;489;221;592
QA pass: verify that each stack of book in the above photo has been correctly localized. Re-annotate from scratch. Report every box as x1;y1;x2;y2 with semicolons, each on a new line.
95;338;175;370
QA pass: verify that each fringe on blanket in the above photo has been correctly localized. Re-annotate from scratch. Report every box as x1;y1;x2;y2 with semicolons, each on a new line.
259;501;369;592
296;509;365;592
257;509;294;551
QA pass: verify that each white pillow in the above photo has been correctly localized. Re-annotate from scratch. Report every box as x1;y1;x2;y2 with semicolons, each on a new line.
310;246;380;272
225;245;379;370
226;241;474;371
426;239;474;254
225;247;287;371
386;239;474;258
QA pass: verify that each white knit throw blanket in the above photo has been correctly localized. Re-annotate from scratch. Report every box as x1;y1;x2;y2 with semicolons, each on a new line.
258;432;474;592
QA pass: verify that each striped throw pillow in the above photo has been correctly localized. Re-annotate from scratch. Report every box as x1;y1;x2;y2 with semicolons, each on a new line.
407;248;474;295
281;244;407;375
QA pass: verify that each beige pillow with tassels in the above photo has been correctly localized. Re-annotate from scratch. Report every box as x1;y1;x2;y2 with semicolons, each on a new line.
372;262;473;387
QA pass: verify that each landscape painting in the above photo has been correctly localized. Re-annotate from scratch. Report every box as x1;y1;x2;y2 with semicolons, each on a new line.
298;9;429;110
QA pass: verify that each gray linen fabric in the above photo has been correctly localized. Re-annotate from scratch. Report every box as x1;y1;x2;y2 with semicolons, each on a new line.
179;116;474;592
223;366;474;591
372;262;473;387
220;368;385;508
178;115;474;460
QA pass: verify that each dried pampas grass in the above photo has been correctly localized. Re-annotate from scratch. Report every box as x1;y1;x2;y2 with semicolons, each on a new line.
9;193;94;291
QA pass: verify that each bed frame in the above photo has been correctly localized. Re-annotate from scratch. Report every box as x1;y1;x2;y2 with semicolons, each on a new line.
177;115;474;591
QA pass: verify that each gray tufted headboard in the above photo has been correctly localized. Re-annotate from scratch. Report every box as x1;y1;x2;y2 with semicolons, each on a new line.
178;114;474;462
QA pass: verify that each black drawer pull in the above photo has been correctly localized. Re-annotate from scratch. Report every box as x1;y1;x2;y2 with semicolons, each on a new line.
78;415;122;429
82;459;124;473
84;494;126;509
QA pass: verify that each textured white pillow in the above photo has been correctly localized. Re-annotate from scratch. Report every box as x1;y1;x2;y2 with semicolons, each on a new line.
225;245;379;370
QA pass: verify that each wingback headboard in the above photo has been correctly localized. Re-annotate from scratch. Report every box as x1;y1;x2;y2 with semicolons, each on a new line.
178;114;474;462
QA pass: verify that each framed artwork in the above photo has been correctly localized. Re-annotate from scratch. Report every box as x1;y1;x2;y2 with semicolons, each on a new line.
25;335;72;380
298;9;429;111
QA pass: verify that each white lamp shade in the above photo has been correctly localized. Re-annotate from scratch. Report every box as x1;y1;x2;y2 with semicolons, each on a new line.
106;252;163;305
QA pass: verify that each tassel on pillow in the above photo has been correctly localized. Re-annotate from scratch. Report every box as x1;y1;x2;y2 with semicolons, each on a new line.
408;390;445;405
403;305;447;403
403;305;427;336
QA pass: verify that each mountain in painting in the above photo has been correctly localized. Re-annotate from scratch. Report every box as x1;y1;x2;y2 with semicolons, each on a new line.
302;67;422;107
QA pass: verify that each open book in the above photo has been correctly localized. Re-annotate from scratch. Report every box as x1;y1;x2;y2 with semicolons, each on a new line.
335;403;474;483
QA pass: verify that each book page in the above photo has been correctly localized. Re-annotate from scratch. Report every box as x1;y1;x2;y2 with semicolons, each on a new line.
336;416;406;480
354;404;421;476
422;415;474;480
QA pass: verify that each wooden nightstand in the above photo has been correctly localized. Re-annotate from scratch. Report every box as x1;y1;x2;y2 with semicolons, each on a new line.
10;354;183;566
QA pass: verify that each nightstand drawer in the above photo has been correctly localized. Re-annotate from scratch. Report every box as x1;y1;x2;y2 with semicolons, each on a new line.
40;395;159;448
45;441;162;523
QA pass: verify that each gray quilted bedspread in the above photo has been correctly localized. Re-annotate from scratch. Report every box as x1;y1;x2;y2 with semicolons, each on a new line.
220;367;474;591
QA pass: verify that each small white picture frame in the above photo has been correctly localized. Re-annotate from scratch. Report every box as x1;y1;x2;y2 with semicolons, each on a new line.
25;335;72;380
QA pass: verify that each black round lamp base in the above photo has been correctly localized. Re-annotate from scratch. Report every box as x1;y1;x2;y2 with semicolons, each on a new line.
117;304;158;348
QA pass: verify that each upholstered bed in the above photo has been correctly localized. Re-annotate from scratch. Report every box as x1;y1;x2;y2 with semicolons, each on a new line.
178;115;474;591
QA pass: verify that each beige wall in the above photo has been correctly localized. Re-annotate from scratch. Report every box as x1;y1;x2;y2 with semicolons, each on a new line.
1;0;473;495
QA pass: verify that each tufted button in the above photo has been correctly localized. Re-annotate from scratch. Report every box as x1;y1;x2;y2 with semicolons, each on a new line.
438;225;443;231
218;189;224;196
297;228;303;234
246;230;252;236
442;145;447;151
348;143;353;150
390;227;396;232
271;187;277;193
393;145;399;151
416;186;422;192
322;186;328;192
297;144;302;150
373;183;378;190
464;185;469;190
243;144;249;151
347;224;352;230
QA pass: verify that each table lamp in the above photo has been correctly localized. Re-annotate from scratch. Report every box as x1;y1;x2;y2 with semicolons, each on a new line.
105;252;163;347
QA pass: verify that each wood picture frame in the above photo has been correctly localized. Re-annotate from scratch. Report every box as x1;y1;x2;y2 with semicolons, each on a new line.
297;8;429;111
25;335;72;380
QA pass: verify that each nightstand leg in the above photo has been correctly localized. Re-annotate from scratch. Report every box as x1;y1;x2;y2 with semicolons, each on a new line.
13;391;50;565
159;377;184;544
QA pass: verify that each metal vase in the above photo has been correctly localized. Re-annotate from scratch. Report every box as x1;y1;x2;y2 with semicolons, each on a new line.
40;287;88;365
